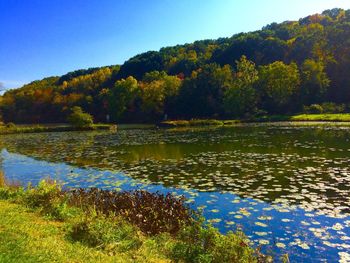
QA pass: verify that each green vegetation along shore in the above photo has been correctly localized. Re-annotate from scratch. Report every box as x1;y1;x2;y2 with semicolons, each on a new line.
159;114;350;128
1;113;350;135
0;123;114;135
0;179;269;263
289;113;350;122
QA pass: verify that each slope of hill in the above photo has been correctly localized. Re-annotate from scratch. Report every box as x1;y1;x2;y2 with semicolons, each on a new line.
1;8;350;123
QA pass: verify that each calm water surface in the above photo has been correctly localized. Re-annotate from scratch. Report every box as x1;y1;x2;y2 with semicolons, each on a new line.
1;123;350;262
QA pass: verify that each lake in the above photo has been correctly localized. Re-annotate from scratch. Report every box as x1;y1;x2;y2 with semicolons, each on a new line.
1;123;350;262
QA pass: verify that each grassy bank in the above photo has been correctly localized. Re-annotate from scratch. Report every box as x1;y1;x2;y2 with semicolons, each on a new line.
160;114;350;128
3;114;350;134
159;119;241;128
0;123;115;135
0;200;143;263
255;113;350;122
0;180;267;263
289;113;350;122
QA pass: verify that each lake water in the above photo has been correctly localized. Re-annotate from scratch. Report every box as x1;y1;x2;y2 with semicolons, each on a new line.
1;123;350;262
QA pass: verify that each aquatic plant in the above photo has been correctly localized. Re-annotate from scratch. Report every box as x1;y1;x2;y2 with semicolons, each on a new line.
69;188;193;235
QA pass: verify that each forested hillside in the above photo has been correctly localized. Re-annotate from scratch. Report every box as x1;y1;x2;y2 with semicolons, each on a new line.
2;8;350;123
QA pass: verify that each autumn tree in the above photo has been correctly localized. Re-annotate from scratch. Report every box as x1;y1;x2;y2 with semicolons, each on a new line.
140;71;181;120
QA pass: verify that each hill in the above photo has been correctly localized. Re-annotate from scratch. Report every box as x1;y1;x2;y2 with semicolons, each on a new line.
1;8;350;123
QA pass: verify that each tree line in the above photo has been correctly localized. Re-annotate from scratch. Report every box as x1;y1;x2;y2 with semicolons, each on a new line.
1;8;350;123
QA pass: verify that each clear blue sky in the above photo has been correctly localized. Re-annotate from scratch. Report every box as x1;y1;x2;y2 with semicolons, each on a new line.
1;0;350;90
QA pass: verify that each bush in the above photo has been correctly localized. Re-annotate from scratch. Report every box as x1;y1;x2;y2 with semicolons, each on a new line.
67;106;94;128
5;122;16;129
321;102;345;113
0;187;23;200
303;103;348;114
303;104;323;114
68;188;193;235
170;221;260;263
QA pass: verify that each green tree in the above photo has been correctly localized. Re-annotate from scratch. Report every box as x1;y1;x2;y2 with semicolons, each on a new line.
107;76;138;122
259;61;300;112
67;106;94;128
177;64;233;118
223;56;259;117
300;59;330;104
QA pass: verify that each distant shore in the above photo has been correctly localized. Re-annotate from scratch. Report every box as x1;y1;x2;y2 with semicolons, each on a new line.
1;113;350;135
0;123;115;135
159;113;350;128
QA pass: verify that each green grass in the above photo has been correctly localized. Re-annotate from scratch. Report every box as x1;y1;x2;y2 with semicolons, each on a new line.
0;181;265;263
290;113;350;122
0;123;115;135
0;200;172;263
252;113;350;122
160;114;350;128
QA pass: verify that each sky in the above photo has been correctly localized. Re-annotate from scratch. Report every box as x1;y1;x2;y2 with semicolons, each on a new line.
1;0;350;90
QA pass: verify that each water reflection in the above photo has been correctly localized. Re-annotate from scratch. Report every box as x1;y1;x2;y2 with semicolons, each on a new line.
0;149;349;262
1;123;350;261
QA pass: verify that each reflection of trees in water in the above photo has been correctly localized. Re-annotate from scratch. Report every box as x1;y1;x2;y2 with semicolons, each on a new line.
0;131;103;167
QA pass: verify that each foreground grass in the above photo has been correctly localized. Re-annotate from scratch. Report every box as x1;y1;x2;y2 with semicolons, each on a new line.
0;200;153;263
0;181;264;263
0;123;114;135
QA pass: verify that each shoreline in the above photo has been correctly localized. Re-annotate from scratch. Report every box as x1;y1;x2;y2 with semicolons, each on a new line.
1;113;350;135
0;181;266;262
0;124;115;135
159;114;350;127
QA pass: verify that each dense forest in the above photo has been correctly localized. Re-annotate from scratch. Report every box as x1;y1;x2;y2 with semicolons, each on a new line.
2;8;350;123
